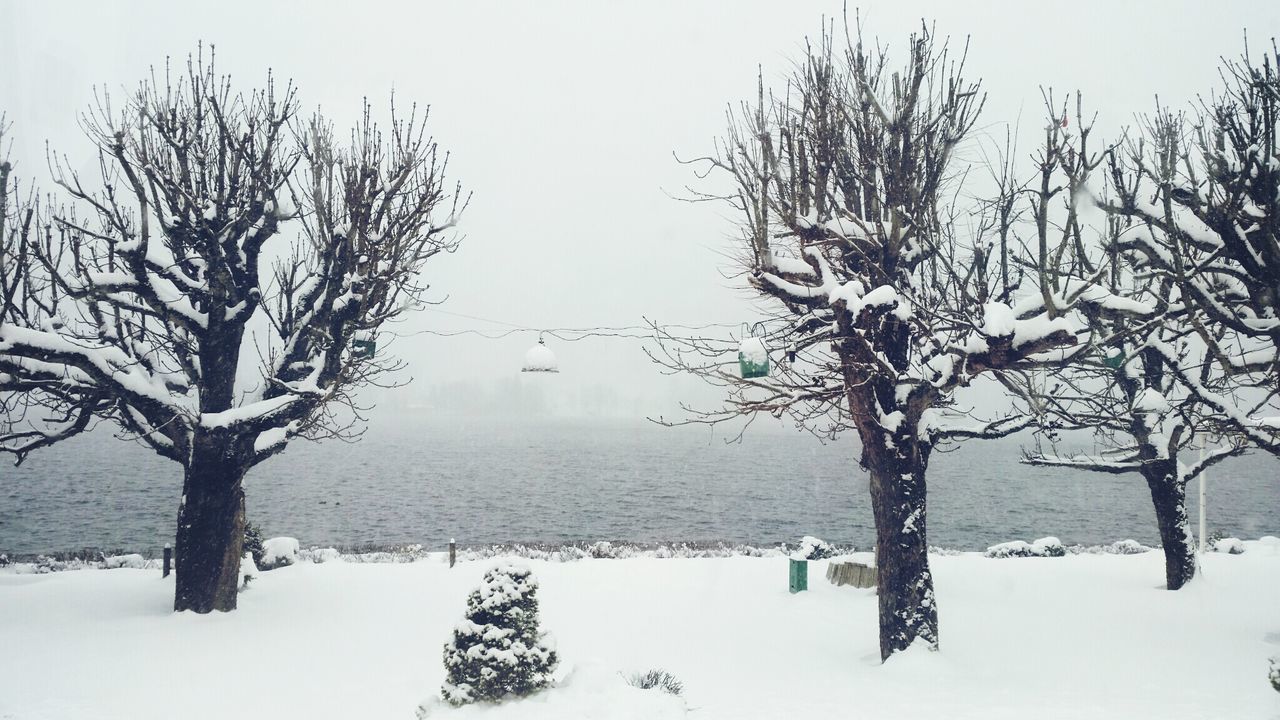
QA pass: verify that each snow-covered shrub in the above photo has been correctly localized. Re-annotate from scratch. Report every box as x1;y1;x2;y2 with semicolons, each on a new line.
1270;657;1280;694
627;669;684;696
1210;537;1245;555
796;535;836;560
259;537;300;570
588;541;617;559
1103;539;1152;555
985;537;1066;558
102;553;146;569
33;555;67;573
238;552;258;591
300;547;342;563
244;522;266;567
441;562;558;706
0;553;8;567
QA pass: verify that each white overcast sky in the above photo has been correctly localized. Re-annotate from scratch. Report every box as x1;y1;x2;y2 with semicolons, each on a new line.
3;1;1278;416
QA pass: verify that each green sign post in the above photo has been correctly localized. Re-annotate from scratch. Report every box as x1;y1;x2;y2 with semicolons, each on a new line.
789;557;808;593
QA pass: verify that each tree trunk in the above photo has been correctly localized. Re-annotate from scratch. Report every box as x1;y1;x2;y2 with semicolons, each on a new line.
1141;459;1197;590
868;458;938;661
174;433;248;613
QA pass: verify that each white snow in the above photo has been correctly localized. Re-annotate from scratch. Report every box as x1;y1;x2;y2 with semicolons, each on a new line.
101;553;146;569
738;336;767;365
523;341;559;373
2;547;1279;719
985;536;1066;558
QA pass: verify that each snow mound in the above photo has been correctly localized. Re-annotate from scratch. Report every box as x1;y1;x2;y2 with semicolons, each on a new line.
1210;537;1245;555
1098;539;1152;555
422;663;686;720
260;537;301;569
795;535;836;560
985;537;1066;558
102;554;147;569
300;547;342;563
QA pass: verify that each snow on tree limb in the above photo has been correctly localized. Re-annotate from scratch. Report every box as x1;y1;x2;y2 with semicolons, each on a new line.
0;54;467;469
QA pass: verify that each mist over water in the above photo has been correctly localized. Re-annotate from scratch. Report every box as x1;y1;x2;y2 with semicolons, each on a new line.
3;412;1277;556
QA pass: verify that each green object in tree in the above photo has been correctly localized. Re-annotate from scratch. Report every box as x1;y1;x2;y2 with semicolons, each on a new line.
789;557;808;593
1103;348;1125;369
739;336;770;379
352;338;376;359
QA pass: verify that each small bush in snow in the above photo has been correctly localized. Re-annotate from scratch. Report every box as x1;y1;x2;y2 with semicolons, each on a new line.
238;552;258;591
33;555;67;573
101;553;147;569
588;541;616;559
796;535;835;560
985;537;1065;558
259;537;300;570
627;669;683;696
1103;539;1152;555
441;563;558;706
244;522;266;567
1270;657;1280;694
300;547;341;563
1210;537;1245;555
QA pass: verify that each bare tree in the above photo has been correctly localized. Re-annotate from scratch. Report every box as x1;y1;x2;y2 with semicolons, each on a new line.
1103;41;1280;453
0;54;466;612
1003;94;1247;588
653;21;1082;661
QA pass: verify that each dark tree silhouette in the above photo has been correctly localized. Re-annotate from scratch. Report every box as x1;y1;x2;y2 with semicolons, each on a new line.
653;21;1082;660
0;54;466;612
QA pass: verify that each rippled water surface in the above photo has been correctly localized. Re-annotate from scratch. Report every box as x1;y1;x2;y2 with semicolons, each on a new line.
2;414;1277;554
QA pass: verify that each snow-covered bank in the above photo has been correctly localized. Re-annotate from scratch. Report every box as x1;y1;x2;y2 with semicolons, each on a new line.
2;542;1279;720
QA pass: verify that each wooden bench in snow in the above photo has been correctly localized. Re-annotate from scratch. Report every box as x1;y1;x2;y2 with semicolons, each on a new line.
827;561;876;588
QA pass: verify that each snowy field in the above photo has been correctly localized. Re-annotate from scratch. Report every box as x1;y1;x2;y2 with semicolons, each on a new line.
3;543;1279;720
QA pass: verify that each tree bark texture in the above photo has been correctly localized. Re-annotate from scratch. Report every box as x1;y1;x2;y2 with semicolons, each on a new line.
173;432;248;613
868;456;938;660
1141;459;1197;590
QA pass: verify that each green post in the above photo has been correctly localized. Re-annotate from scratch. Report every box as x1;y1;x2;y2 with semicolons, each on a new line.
789;558;808;593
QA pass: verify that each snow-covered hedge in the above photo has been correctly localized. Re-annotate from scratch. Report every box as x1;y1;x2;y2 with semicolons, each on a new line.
985;537;1066;558
795;536;837;560
1210;537;1245;555
259;537;301;570
102;553;147;569
440;562;558;706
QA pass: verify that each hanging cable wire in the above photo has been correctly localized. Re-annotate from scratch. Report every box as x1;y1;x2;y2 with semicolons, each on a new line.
391;307;744;342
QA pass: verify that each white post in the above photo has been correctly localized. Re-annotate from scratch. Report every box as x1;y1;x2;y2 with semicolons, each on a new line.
1198;442;1207;554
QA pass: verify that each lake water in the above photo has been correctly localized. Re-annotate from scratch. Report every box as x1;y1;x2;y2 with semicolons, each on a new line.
2;413;1277;555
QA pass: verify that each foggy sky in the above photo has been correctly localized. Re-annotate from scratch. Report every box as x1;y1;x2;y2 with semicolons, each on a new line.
3;1;1277;419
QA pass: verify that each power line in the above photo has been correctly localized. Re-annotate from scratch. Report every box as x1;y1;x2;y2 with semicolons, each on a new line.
395;306;743;342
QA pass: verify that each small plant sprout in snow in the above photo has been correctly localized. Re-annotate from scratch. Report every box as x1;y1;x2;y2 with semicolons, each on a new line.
627;669;684;696
440;562;558;707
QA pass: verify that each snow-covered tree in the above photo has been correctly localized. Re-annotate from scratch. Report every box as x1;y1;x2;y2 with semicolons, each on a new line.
0;55;466;612
1102;42;1280;454
653;22;1082;660
441;563;558;706
1003;99;1247;588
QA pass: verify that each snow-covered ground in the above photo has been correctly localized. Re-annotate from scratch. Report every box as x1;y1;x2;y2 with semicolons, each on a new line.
3;542;1279;720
